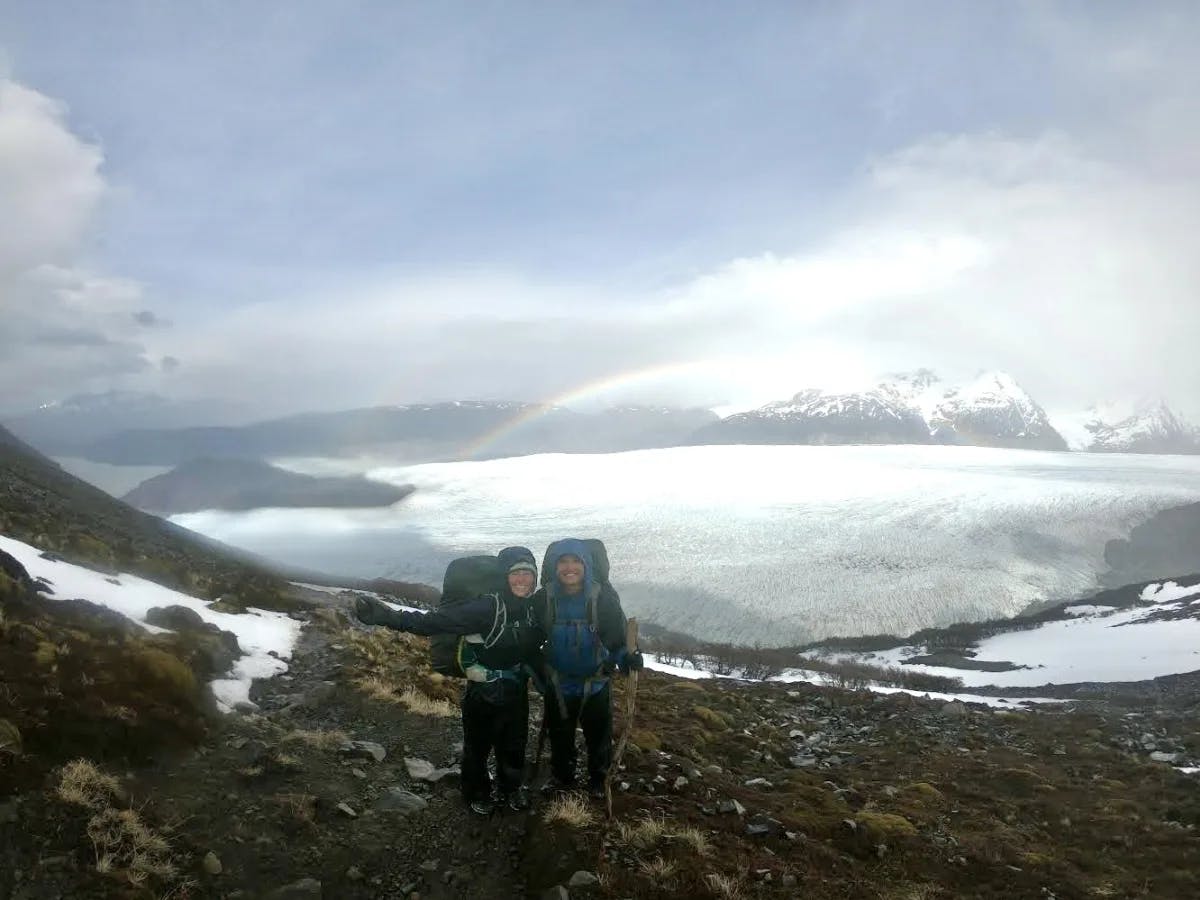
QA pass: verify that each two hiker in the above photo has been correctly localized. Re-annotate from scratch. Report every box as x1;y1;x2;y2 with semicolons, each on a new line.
354;538;643;813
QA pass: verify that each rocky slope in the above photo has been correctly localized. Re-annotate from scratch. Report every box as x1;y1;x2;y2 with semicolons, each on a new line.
5;580;1198;899
122;457;414;514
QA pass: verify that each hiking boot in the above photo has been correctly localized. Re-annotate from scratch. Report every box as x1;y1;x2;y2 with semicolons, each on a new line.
468;799;494;817
506;788;531;812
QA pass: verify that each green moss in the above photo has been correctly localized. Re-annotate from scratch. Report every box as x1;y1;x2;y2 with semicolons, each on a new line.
632;729;662;752
691;706;731;730
856;811;918;838
133;646;199;700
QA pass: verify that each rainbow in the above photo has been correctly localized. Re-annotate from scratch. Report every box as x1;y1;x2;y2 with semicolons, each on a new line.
455;358;734;460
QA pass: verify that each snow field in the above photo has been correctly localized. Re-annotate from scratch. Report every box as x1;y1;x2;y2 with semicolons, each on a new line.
1;533;302;712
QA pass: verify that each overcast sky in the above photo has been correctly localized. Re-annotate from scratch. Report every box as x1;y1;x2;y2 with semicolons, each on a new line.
1;1;1197;420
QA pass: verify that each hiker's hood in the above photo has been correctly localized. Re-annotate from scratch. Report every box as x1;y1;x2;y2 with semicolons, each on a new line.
545;538;594;599
497;545;537;578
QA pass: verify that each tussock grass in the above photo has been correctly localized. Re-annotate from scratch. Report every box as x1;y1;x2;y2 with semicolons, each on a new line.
56;759;120;810
672;825;711;856
86;806;177;885
704;873;745;899
616;813;671;850
399;686;457;718
543;793;597;828
638;857;677;879
281;728;349;751
274;792;317;824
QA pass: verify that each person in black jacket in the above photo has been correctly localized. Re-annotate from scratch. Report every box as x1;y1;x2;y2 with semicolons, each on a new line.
530;538;643;798
355;546;540;815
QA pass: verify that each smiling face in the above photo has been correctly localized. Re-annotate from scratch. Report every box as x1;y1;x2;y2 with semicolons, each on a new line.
507;569;535;598
555;553;585;591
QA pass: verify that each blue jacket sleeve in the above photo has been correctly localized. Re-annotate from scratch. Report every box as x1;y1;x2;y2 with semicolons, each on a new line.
397;596;498;637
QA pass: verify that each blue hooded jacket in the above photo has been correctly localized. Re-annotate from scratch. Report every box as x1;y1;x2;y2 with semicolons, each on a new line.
538;538;627;697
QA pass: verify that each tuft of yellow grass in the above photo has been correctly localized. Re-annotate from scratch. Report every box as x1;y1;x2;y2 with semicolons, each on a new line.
399;687;457;718
86;807;176;884
543;793;597;828
673;825;711;856
274;792;318;824
705;873;745;899
638;857;677;879
56;759;120;810
616;813;670;850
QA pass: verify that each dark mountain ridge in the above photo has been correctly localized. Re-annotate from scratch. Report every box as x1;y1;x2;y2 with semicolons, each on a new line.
121;457;414;514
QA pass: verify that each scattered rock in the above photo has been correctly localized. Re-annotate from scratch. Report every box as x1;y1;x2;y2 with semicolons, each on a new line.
267;878;322;900
340;740;386;763
202;851;223;876
351;768;367;779
373;789;428;816
346;866;364;881
1150;751;1181;764
744;777;773;789
405;757;458;783
673;776;689;790
789;754;818;769
568;870;600;887
718;799;747;816
336;802;358;818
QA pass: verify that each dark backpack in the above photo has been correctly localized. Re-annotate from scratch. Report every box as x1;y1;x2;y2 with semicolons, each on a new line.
430;555;506;678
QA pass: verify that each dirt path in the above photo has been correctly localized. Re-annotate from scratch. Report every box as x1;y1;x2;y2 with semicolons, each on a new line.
128;610;540;899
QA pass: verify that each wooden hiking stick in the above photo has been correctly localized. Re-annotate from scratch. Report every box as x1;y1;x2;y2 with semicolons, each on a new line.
605;618;639;819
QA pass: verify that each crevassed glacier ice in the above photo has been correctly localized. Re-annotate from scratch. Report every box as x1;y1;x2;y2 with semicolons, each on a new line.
174;445;1200;645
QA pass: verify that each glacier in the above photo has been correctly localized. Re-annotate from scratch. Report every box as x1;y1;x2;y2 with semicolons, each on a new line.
173;445;1200;646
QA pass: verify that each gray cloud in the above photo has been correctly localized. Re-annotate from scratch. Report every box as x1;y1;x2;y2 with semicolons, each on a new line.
2;8;1198;423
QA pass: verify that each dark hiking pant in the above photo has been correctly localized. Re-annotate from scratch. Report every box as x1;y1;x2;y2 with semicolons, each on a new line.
460;680;529;803
546;681;612;787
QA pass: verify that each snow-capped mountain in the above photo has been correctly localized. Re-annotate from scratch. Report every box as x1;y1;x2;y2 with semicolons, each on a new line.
697;370;1068;450
927;372;1068;451
1059;400;1200;454
693;385;932;445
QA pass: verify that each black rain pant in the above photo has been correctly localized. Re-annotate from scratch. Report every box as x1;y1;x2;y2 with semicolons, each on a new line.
546;681;612;787
460;680;529;803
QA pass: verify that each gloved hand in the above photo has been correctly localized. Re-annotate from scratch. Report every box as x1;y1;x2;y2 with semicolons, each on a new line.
355;595;403;629
619;650;645;675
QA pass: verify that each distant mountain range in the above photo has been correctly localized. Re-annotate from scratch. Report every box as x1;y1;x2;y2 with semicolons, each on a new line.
4;376;1197;465
122;458;414;514
1056;400;1200;455
696;370;1070;451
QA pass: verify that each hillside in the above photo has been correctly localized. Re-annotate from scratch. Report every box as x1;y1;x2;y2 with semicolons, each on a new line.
122;457;414;514
3;549;1198;899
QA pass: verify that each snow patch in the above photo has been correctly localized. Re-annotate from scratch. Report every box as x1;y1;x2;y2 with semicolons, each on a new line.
0;533;302;713
1140;581;1200;604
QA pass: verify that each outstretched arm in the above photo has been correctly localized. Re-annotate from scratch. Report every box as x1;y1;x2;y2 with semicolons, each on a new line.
355;595;498;636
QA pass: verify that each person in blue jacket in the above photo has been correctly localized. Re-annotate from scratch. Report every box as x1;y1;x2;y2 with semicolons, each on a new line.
355;546;540;815
530;538;643;798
